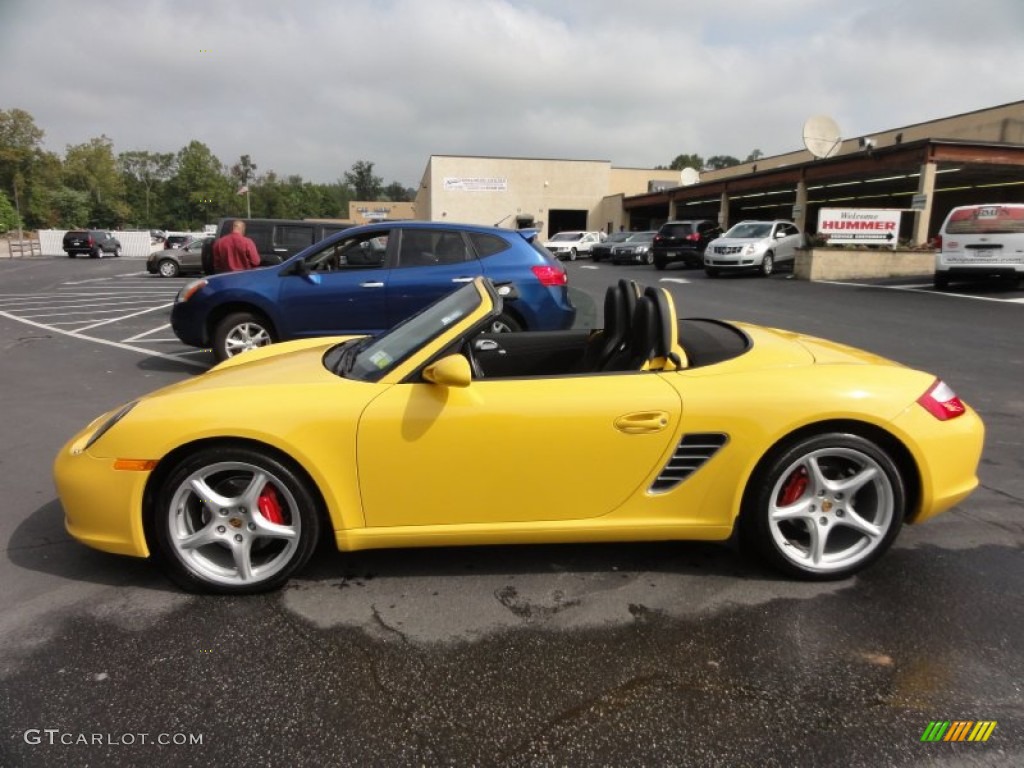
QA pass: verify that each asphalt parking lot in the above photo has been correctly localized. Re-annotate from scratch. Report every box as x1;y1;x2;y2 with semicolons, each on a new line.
1;255;1021;767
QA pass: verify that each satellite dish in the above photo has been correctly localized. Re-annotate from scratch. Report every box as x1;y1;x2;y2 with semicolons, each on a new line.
680;167;700;186
802;115;842;159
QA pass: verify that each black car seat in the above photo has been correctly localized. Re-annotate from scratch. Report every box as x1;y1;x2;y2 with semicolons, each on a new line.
603;295;659;371
581;282;629;371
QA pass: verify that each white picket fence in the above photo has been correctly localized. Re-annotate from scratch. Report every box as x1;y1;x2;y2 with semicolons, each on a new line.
38;230;154;258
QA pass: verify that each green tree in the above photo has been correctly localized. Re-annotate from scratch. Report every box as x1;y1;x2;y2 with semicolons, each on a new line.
230;154;258;189
382;181;413;202
705;155;741;170
662;153;703;172
744;148;764;163
344;160;383;200
64;136;130;226
167;141;230;229
0;191;19;233
120;150;175;224
0;108;51;228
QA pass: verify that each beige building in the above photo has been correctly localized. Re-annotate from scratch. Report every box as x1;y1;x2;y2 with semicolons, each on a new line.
415;156;680;238
347;201;416;225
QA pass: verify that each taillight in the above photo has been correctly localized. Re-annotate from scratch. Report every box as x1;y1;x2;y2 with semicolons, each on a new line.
933;234;943;250
653;235;663;244
917;379;966;421
531;265;567;286
686;233;700;241
87;236;95;246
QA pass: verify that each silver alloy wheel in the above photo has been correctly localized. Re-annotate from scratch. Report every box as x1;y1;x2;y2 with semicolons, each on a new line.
767;446;895;574
158;259;179;277
166;460;301;586
569;248;577;261
760;253;774;276
224;321;272;356
645;251;654;265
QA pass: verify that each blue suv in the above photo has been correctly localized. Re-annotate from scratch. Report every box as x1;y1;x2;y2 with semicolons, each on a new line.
171;221;576;361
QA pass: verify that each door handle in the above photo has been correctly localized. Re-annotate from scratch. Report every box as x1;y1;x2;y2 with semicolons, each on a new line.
614;411;669;434
360;281;385;288
451;277;474;283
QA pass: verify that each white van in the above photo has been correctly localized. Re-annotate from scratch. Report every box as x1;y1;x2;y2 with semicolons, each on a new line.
935;203;1024;289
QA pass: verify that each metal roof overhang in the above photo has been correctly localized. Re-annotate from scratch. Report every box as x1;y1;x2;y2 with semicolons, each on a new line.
624;140;1024;220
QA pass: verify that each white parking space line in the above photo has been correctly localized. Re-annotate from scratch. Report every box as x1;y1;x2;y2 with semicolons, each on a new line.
0;310;207;369
821;280;1024;305
74;303;174;332
121;323;173;342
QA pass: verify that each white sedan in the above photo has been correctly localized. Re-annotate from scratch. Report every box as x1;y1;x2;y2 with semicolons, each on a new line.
543;231;602;261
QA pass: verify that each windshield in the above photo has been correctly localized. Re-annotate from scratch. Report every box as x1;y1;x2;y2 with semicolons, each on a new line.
724;223;772;239
629;231;657;243
328;282;483;381
946;205;1024;235
549;232;581;241
605;232;633;243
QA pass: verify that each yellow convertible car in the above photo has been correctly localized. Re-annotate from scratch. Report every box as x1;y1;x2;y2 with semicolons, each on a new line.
54;277;984;593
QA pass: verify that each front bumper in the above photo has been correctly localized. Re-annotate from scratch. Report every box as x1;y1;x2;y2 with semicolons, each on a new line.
53;429;152;558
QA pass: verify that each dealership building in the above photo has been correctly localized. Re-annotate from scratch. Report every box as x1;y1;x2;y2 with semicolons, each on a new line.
414;101;1024;244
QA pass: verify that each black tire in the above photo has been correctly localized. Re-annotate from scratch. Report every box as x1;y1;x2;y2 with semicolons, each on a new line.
644;251;654;266
92;247;103;259
68;253;76;258
569;248;578;262
113;246;121;258
592;254;602;263
148;445;321;594
486;313;523;333
213;311;276;362
759;252;774;277
739;432;905;581
704;267;719;278
653;255;666;271
158;258;180;278
933;273;950;290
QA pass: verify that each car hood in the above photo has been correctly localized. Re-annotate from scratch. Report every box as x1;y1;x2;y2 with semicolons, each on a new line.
710;237;770;248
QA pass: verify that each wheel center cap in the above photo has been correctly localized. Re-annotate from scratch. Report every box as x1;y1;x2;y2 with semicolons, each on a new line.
821;500;834;513
229;518;243;528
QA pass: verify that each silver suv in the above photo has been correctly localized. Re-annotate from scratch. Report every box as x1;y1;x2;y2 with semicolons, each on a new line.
704;220;803;277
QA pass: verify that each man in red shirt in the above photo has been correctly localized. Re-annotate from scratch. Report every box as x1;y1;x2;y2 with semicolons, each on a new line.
212;219;261;273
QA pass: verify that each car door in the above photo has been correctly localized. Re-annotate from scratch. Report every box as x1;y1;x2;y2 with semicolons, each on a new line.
275;230;393;337
774;223;801;263
385;228;484;326
357;372;681;528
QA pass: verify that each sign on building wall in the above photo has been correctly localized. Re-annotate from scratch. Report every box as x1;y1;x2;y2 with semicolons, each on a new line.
818;208;901;247
443;177;508;192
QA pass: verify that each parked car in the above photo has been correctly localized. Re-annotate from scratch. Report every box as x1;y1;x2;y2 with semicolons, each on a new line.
934;203;1024;289
610;231;658;265
214;218;352;266
147;236;213;278
150;229;166;245
652;220;722;270
704;220;804;277
56;277;984;593
171;221;576;362
543;230;602;261
590;231;635;262
164;235;193;250
63;230;121;259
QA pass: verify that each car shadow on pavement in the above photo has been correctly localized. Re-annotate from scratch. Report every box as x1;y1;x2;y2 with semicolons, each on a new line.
136;353;213;375
11;498;781;593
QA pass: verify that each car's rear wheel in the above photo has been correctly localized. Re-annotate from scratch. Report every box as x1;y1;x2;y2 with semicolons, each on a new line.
760;252;774;277
150;446;320;593
158;258;180;278
653;255;666;271
740;432;905;580
487;313;522;333
933;273;950;290
92;247;103;259
113;246;121;258
213;311;276;362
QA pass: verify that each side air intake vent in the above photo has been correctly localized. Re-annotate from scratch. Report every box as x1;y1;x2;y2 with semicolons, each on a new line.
649;433;728;493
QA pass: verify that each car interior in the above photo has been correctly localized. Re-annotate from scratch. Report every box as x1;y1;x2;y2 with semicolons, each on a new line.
453;280;750;380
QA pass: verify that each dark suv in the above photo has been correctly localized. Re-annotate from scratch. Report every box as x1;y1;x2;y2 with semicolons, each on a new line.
63;230;122;259
651;220;721;270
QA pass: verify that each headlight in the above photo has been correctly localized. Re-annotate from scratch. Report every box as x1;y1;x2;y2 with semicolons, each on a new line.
636;246;649;253
176;278;207;303
82;401;138;452
742;243;760;256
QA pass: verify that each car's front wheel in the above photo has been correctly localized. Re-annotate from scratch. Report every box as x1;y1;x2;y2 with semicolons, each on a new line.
760;252;774;277
150;445;321;593
740;432;905;580
704;267;719;278
213;311;276;362
569;248;578;261
157;258;180;278
644;251;654;266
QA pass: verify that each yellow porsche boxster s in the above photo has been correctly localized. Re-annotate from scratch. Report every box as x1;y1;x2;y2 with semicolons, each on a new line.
54;277;984;593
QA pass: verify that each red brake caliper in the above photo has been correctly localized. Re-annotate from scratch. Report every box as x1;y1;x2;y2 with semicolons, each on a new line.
258;484;287;525
778;466;809;506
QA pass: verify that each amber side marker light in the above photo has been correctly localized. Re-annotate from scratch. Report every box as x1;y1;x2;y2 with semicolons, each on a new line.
113;459;159;471
917;379;966;421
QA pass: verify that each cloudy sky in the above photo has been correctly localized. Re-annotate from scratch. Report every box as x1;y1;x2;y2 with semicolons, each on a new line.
1;0;1022;187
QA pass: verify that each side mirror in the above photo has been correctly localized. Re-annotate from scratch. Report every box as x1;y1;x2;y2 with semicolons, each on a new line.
423;354;472;388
